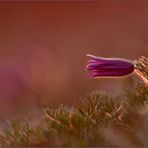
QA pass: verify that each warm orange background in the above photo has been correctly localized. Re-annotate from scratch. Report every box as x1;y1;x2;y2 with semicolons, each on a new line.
0;2;147;120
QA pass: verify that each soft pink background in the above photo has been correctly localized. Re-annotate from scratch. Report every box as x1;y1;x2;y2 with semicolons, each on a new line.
0;2;147;120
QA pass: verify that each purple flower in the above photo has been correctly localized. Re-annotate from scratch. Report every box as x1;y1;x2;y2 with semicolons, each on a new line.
86;54;135;78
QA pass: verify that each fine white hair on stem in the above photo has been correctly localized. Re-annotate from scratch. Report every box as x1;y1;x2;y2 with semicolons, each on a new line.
135;70;148;86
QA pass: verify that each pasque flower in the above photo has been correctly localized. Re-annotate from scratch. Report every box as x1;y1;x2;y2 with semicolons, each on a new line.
86;54;135;78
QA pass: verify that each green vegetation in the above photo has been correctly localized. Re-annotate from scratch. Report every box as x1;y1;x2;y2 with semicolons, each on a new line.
0;57;148;147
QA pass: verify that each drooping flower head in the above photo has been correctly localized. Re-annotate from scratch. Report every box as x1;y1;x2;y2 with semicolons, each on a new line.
86;54;135;78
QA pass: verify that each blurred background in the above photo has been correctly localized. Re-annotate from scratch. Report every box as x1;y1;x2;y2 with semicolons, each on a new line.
0;1;147;121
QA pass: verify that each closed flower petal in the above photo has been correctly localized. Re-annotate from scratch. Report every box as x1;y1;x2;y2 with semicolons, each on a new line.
86;54;135;78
